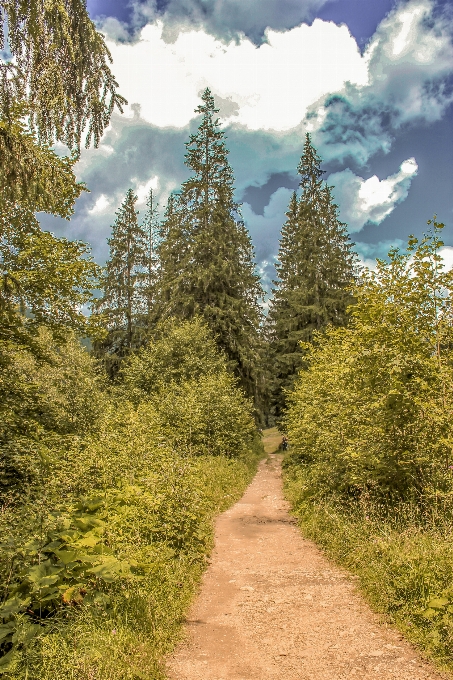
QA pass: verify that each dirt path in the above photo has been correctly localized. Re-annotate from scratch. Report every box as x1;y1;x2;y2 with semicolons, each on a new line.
167;450;445;680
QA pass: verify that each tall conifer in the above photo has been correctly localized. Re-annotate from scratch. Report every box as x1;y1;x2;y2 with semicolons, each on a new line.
94;188;148;374
267;134;357;416
141;188;161;328
158;89;263;398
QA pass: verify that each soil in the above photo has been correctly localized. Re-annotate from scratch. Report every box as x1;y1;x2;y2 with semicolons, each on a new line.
166;440;446;680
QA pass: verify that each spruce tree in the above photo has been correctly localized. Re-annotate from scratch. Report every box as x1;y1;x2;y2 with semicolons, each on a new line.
141;188;161;328
158;88;263;398
94;189;148;375
267;133;357;417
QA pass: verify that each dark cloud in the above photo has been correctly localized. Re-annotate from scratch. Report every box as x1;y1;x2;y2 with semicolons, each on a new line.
111;0;332;44
241;172;298;215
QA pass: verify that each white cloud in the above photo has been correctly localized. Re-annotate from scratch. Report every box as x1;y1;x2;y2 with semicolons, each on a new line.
88;194;111;215
103;18;367;131
135;175;159;204
102;0;453;143
329;158;418;233
439;246;453;272
60;0;452;270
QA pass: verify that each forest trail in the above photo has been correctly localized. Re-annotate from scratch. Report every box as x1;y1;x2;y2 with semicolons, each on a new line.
166;432;445;680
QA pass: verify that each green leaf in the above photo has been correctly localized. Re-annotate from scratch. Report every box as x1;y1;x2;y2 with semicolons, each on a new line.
75;532;103;548
0;595;31;619
27;561;63;589
53;550;78;565
427;597;449;610
0;623;15;643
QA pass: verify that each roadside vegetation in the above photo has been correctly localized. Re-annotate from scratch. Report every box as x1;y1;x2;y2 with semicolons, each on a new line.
0;319;261;678
283;222;453;673
0;3;262;677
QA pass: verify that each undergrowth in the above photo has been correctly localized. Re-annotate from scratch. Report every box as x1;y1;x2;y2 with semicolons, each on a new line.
0;443;261;679
0;319;263;678
284;465;453;674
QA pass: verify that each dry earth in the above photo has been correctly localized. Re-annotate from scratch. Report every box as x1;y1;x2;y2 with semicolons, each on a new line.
167;433;446;680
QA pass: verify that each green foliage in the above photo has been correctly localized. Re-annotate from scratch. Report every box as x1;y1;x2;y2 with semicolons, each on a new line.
284;221;453;497
267;134;357;418
94;189;151;374
0;0;126;150
121;317;227;396
151;373;256;458
0;121;84;219
0;314;262;677
0;330;107;497
284;218;453;674
0;203;102;343
0;0;126;213
122;318;256;457
156;89;264;400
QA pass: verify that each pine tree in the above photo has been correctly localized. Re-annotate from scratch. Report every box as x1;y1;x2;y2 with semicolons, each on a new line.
141;188;161;328
267;133;357;417
157;88;264;398
94;189;148;375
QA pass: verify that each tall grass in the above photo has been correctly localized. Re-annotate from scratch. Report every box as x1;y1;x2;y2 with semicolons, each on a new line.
285;466;453;674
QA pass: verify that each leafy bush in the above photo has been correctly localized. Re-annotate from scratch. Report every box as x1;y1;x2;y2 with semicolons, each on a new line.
283;222;453;674
0;317;261;677
121;317;226;398
284;222;453;498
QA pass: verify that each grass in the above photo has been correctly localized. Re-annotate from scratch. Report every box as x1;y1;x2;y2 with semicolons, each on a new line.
262;427;282;455
2;444;263;680
284;466;453;676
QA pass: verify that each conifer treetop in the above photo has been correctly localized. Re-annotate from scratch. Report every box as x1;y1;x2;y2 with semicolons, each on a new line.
297;133;325;203
183;87;234;207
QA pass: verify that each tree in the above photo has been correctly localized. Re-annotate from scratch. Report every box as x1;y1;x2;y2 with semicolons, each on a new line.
267;133;357;417
0;0;126;217
284;221;453;498
0;0;125;345
94;189;148;374
141;188;161;328
0;200;101;343
157;88;263;398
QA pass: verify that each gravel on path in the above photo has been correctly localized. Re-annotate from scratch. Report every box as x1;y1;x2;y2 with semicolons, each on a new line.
166;454;446;680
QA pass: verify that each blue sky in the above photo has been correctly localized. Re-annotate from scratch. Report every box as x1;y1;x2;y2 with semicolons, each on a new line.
42;0;453;287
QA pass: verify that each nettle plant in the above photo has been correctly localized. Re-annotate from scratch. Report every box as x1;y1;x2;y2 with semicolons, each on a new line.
0;491;145;669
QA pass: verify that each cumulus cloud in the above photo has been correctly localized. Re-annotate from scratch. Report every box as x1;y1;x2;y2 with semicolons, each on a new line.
329;157;418;233
310;0;453;164
128;0;332;44
46;0;452;272
103;19;367;131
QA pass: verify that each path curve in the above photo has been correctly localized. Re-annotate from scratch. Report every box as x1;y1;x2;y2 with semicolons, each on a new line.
167;455;445;680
